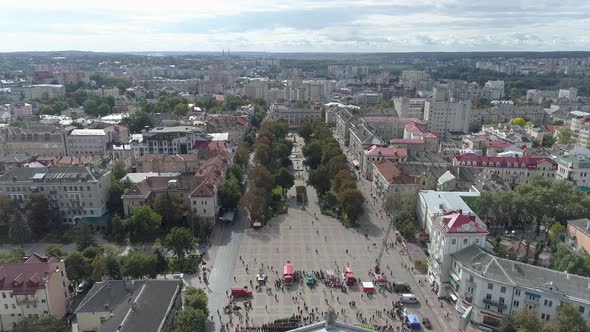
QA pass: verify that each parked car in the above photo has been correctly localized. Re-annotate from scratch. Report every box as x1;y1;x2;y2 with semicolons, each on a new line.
400;293;419;304
422;317;432;329
76;281;89;294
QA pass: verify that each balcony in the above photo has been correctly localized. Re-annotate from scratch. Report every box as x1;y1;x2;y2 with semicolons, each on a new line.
483;298;507;309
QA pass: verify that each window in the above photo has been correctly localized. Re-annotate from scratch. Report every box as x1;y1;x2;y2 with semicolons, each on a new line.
488;283;493;290
515;289;521;296
548;301;552;307
203;209;206;214
500;286;506;294
486;294;492;300
499;297;505;304
498;308;503;314
475;238;480;244
469;275;474;282
546;314;550;320
1;292;4;298
12;304;15;309
41;299;46;303
514;300;520;307
463;239;468;245
541;313;545;319
451;239;457;245
43;310;48;314
4;304;7;309
580;306;585;314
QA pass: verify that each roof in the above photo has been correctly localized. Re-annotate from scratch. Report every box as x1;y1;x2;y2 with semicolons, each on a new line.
70;129;106;136
374;160;416;185
441;210;488;234
75;280;180;332
418;190;480;217
364;116;423;124
138;154;200;162
122;172;181;184
453;245;590;304
0;166;103;183
390;138;424;145
568;218;590;237
364;145;407;158
0;253;60;295
454;153;557;169
193;140;229;151
142;126;204;138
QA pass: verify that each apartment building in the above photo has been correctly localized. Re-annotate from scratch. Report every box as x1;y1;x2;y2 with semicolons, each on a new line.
0;166;111;224
0;253;70;332
571;115;590;149
20;84;65;100
452;245;590;330
567;218;590;254
554;154;590;190
361;145;407;179
558;87;578;101
393;97;426;119
452;153;557;188
75;280;181;332
130;126;211;159
353;91;383;105
424;100;472;135
0;127;67;157
348;123;383;169
471;105;547;127
371;160;418;203
416;191;487;299
137;154;201;173
66;125;129;156
334;109;355;147
268;103;323;129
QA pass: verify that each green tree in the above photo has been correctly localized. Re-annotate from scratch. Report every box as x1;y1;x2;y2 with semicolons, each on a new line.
509;117;527;126
551;303;589;332
185;286;209;314
0;196;18;224
44;244;65;259
25;192;53;237
123;206;162;242
13;315;67;332
121;250;158;279
82;99;97;115
498;314;516;332
175;307;207;332
338;189;365;221
557;128;575;144
218;177;241;210
97;103;110;116
75;221;97;251
235;142;250;167
112;160;127;180
108;214;126;244
303;141;323;169
307;168;331;194
8;211;32;245
164;227;196;259
298;121;313;141
121;110;153;133
82;246;104;260
549;222;565;245
228;164;244;183
174;103;188;117
514;309;545;331
153;193;186;231
0;248;25;263
274;168;294;191
65;251;91;284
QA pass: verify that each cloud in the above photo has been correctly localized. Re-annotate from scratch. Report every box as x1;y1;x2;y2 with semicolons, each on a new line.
0;0;590;51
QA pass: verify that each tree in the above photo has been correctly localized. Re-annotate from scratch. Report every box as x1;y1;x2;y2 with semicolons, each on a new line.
13;316;67;332
557;128;575;144
121;110;153;133
82;99;97;115
228;164;244;183
240;186;270;224
548;222;565;245
307;168;331;194
0;196;18;224
65;251;90;284
250;165;273;192
121;250;158;279
254;143;271;166
75;221;97;251
153;193;186;231
303;141;323;169
97;103;110;116
112;160;127;180
175;307;207;332
185;286;209;313
0;248;25;263
174;103;188;117
25;192;53;237
498;314;516;332
108;215;126;244
164;227;196;258
44;244;64;259
513;309;544;331
8;211;31;245
383;191;416;218
551;303;589;332
298;121;313;141
235;142;250;167
122;206;162;243
274;168;294;191
218;177;241;210
338;189;365;220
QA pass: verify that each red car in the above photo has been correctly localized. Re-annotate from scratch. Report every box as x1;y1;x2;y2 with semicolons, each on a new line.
231;287;253;298
422;317;432;329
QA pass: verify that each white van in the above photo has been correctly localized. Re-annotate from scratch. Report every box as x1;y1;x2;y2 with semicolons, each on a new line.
400;293;419;304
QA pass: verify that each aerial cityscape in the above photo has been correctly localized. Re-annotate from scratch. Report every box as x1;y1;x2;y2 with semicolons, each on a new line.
1;1;590;332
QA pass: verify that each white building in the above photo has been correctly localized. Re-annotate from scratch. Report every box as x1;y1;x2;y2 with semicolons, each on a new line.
393;97;426;119
424;100;472;135
554;154;590;190
130;126;210;159
268;103;323;129
558;87;578;101
21;84;65;100
452;245;590;330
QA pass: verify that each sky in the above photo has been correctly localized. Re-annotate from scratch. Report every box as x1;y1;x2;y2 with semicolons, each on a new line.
1;0;590;52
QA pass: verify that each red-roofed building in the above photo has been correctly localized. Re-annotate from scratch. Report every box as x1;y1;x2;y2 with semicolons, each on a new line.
403;121;440;152
0;253;70;328
371;160;418;204
362;145;408;178
452;153;557;187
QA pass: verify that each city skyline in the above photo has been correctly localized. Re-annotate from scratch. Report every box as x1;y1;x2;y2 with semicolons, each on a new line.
1;0;590;53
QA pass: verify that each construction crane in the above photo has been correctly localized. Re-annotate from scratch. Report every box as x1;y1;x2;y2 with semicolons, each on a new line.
374;217;395;275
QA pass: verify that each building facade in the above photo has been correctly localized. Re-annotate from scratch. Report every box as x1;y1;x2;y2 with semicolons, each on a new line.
268;103;323;129
130;126;211;159
0;254;70;332
424;100;472;135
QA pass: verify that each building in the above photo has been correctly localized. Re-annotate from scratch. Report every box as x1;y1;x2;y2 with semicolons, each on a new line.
571;115;590;149
20;84;65;100
567;218;590;254
348;123;383;170
424;100;472;135
123;153;230;221
526;89;558;103
74;280;181;332
137;154;202;173
393;97;426;119
554;154;590;190
0;126;67;157
452;153;557;188
268;103;323;129
363;117;423;141
334;110;355;147
471;105;547;127
353;91;383;105
371;160;418;203
130;126;211;159
0;253;70;331
66;125;129;156
483;80;505;100
416;191;487;299
558;87;578;101
0;166;111;224
451;245;590;330
361;145;407;179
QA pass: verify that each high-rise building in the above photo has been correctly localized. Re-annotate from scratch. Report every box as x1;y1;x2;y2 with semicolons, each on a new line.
424;100;472;134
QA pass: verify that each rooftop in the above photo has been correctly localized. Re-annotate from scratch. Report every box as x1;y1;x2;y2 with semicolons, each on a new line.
0;166;104;183
75;279;180;332
453;245;590;304
364;145;407;158
0;253;60;295
568;218;590;237
70;129;106;136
